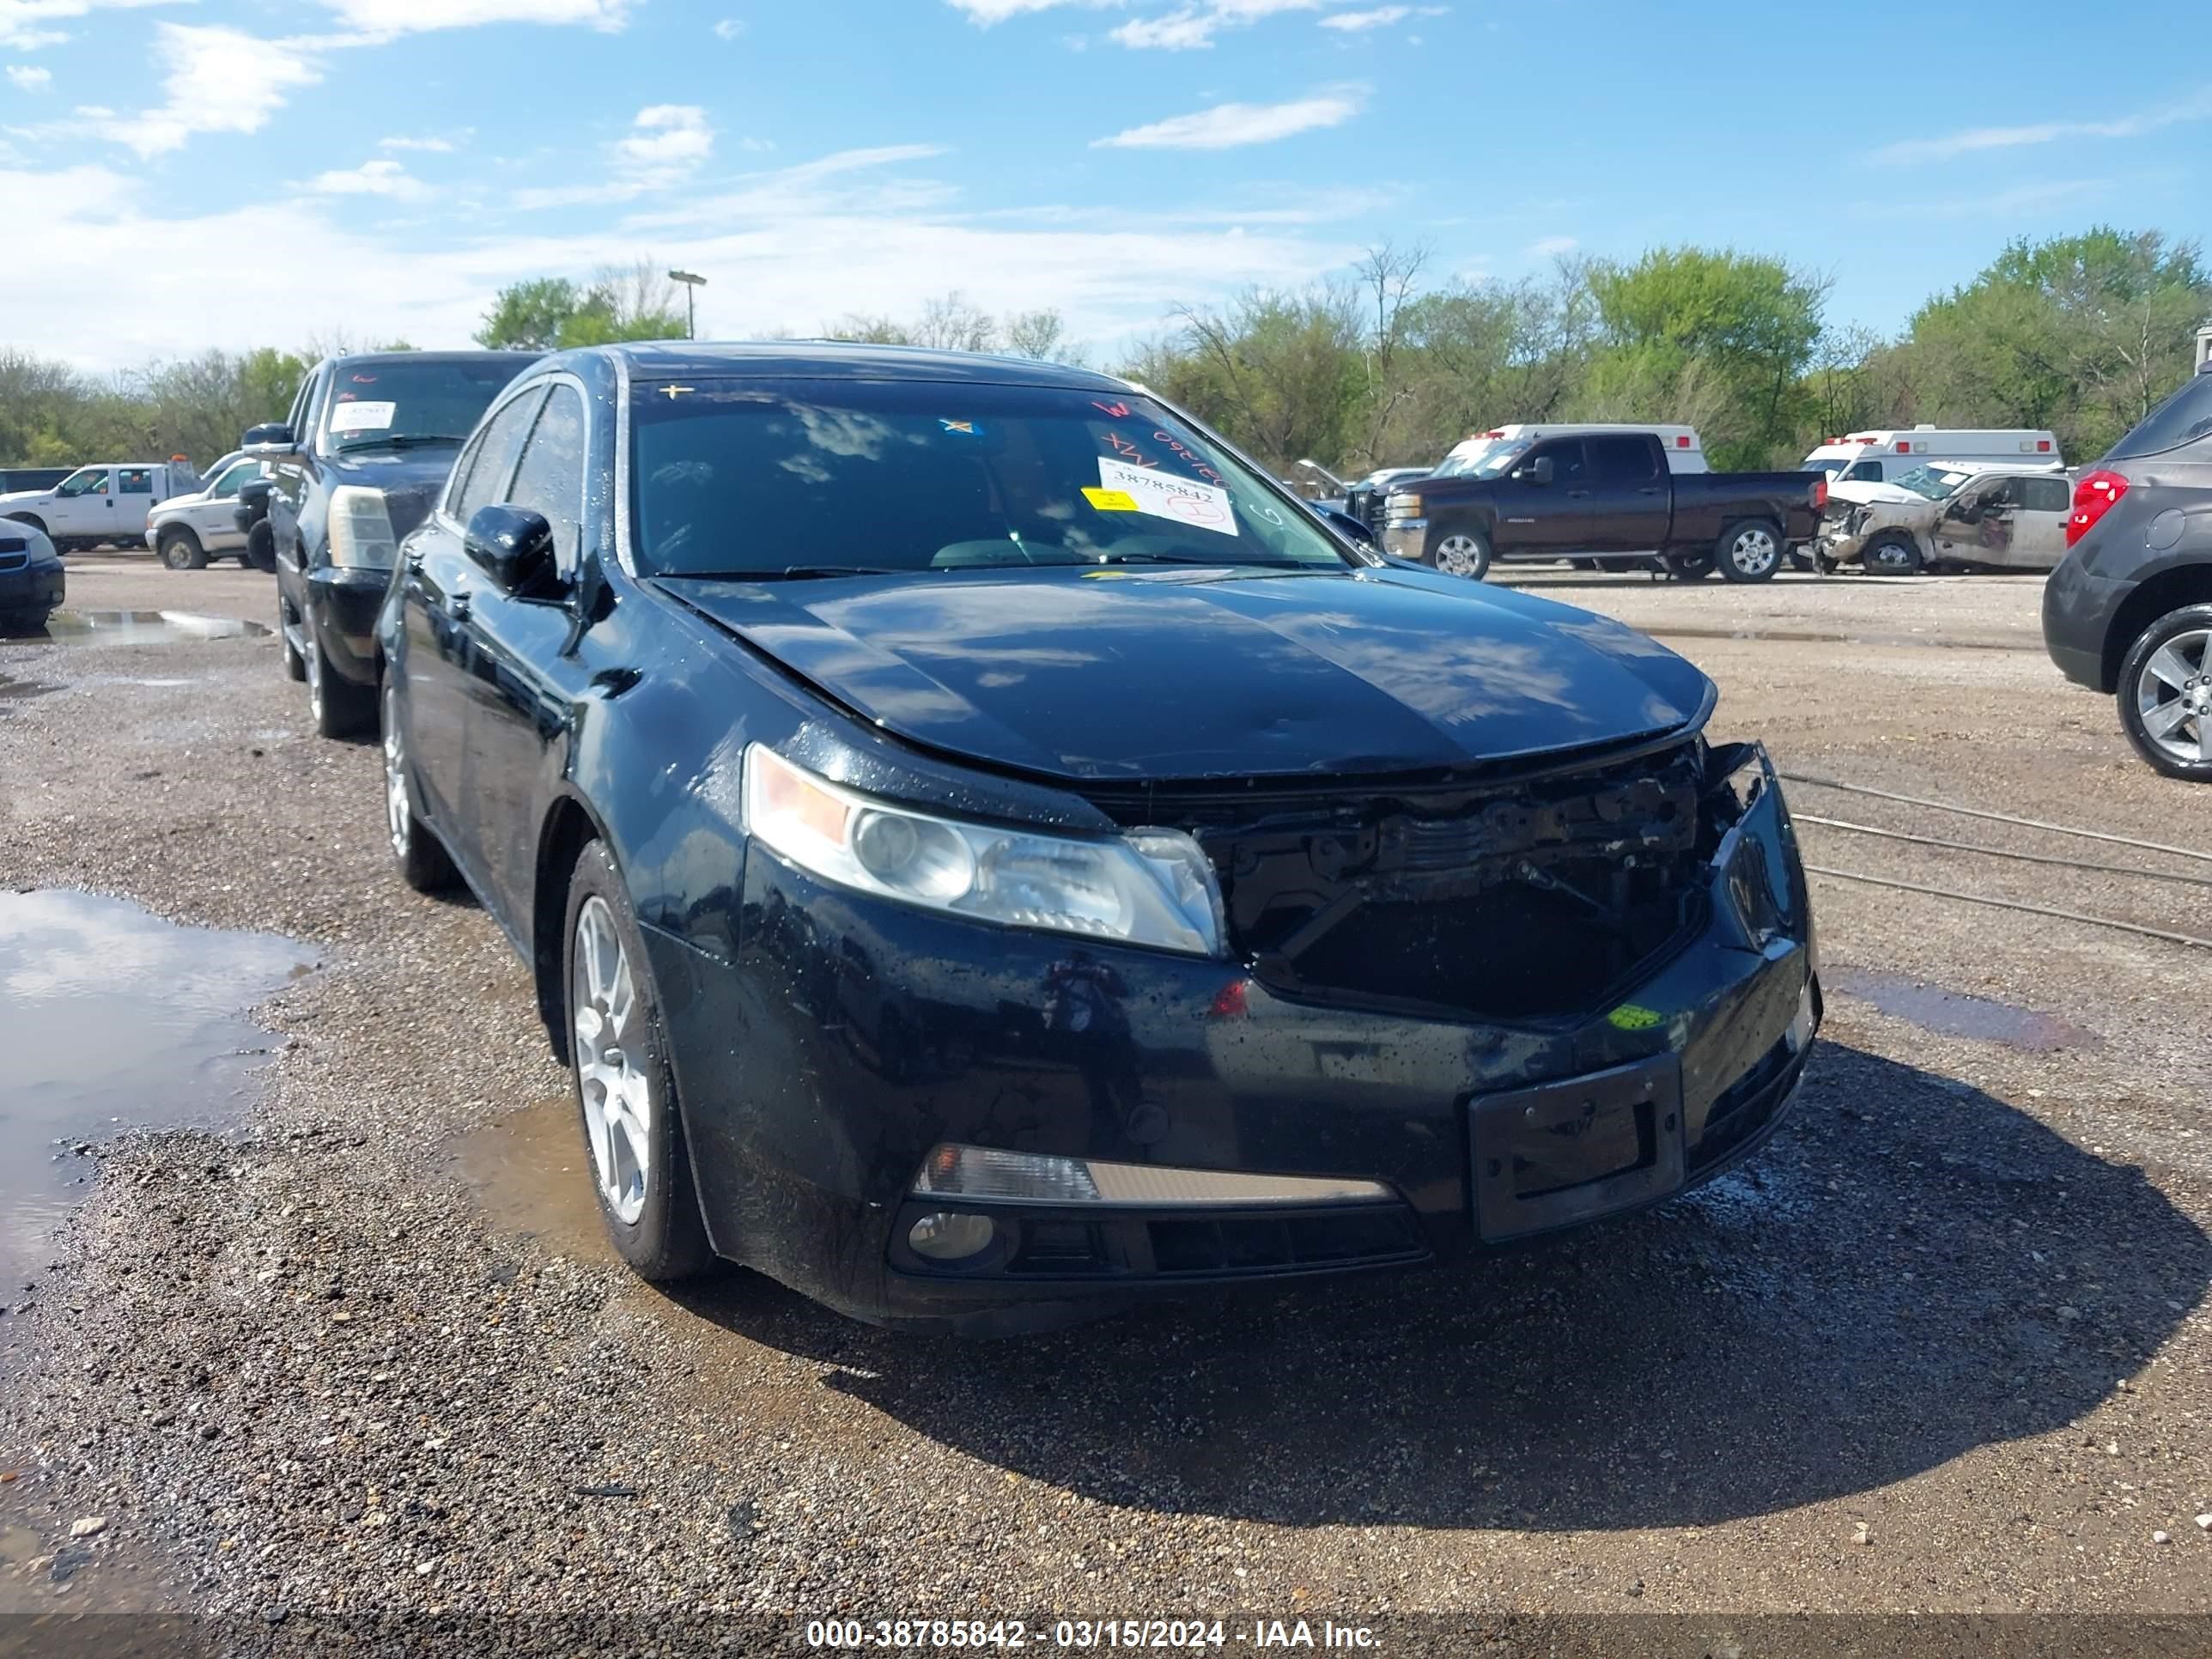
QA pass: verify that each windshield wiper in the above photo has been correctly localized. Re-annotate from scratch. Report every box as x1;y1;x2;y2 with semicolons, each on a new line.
335;433;467;451
1095;551;1314;569
664;565;911;581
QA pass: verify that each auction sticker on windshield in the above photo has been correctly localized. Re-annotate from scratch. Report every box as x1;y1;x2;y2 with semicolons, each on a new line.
1097;456;1237;537
329;401;397;434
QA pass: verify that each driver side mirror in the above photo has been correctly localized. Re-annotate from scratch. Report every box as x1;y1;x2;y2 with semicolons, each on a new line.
1315;505;1376;547
243;422;296;456
465;504;562;597
1516;456;1555;487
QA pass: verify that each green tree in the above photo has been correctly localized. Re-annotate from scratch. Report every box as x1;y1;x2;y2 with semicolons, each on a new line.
475;277;586;351
1582;247;1828;468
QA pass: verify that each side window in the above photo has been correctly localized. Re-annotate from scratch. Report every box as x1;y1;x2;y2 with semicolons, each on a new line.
505;385;588;571
1845;459;1885;482
58;468;109;497
2021;476;2070;514
116;468;154;495
451;389;548;524
212;460;262;497
1589;435;1658;483
289;368;325;440
1528;439;1587;482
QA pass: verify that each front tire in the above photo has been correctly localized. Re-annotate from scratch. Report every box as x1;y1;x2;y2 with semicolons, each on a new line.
1717;520;1784;583
563;842;715;1281
1863;531;1924;575
1427;529;1492;581
305;621;375;739
246;522;276;573
2118;605;2212;782
382;681;459;891
158;528;206;570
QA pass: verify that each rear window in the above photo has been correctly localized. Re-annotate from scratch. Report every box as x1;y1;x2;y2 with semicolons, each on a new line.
2106;374;2212;461
323;358;530;451
629;380;1350;578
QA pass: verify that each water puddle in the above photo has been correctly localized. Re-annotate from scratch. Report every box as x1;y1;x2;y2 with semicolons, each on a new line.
0;890;314;1291
1650;624;2035;653
1826;964;2093;1052
0;675;55;702
439;1093;611;1261
0;611;270;648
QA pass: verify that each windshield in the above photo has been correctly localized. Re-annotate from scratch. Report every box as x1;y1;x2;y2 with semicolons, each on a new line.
2106;372;2212;461
323;358;528;451
629;380;1353;578
1893;464;1975;501
1433;439;1533;480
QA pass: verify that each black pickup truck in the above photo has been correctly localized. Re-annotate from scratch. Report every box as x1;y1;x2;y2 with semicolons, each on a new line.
1380;429;1826;582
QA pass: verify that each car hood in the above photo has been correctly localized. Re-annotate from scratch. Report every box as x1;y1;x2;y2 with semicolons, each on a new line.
658;566;1713;783
0;489;54;509
326;447;465;539
1828;480;1925;507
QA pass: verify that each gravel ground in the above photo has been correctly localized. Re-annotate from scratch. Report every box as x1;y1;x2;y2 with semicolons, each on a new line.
3;554;2209;1645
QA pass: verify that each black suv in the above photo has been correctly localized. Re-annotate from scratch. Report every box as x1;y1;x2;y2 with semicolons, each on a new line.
2043;363;2212;780
246;350;539;737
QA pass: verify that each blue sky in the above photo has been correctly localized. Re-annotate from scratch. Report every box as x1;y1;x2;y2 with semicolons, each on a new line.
1;0;2205;371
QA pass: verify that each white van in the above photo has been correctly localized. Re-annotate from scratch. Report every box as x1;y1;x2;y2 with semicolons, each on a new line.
1433;423;1709;478
1800;428;2061;487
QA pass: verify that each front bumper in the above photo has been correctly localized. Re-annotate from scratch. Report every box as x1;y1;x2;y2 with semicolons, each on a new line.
642;767;1819;1333
2041;555;2130;691
307;565;392;686
0;560;65;618
1380;521;1426;562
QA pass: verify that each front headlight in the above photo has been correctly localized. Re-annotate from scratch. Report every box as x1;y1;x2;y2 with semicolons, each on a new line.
743;745;1226;957
1383;490;1424;520
326;486;398;568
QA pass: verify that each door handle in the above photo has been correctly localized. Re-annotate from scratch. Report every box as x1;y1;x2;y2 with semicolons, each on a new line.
449;592;472;623
1637;487;1663;496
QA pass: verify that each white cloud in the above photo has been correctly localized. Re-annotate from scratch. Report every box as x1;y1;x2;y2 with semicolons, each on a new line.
615;103;714;173
319;0;630;33
945;0;1115;21
380;134;457;153
0;147;1358;374
307;158;426;199
0;0;179;52
1109;0;1319;47
5;62;52;88
737;136;775;153
66;23;320;158
1318;3;1443;29
1869;91;2212;165
1526;234;1577;257
712;15;743;36
1093;88;1364;149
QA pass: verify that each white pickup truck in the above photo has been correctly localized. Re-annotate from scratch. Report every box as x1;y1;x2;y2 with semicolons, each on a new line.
0;462;201;553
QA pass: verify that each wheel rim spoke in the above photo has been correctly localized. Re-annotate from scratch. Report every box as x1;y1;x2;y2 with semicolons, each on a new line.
572;896;650;1225
2145;643;2195;691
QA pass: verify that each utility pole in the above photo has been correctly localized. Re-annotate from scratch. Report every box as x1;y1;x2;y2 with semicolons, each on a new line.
668;270;707;340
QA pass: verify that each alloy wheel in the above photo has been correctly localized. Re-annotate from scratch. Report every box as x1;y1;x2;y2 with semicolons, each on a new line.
573;896;651;1225
1729;526;1778;577
382;690;410;860
2135;629;2212;766
1434;534;1486;579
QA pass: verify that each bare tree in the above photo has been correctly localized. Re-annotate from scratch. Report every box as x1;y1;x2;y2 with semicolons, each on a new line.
1003;308;1083;365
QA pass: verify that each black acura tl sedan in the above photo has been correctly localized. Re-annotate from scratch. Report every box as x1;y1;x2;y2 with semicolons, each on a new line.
378;342;1820;1334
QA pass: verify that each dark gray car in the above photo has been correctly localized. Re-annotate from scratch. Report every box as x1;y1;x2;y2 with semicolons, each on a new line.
2043;365;2212;780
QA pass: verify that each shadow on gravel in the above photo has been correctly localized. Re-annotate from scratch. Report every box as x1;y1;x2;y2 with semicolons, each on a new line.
670;1039;2212;1531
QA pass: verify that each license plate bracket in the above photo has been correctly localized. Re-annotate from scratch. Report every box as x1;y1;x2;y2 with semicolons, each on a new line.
1468;1054;1685;1242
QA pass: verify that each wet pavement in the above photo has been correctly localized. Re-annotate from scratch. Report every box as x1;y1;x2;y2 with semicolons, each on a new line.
0;890;313;1292
0;610;270;648
1826;964;2097;1053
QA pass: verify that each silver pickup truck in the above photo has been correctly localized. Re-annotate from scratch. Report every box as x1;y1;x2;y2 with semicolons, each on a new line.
1814;460;2072;574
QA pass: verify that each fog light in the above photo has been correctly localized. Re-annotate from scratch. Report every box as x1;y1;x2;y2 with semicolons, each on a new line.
1786;981;1818;1056
912;1143;1394;1206
908;1211;997;1261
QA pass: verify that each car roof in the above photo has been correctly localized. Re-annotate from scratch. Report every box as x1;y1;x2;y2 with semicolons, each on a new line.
580;339;1130;392
323;349;540;368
